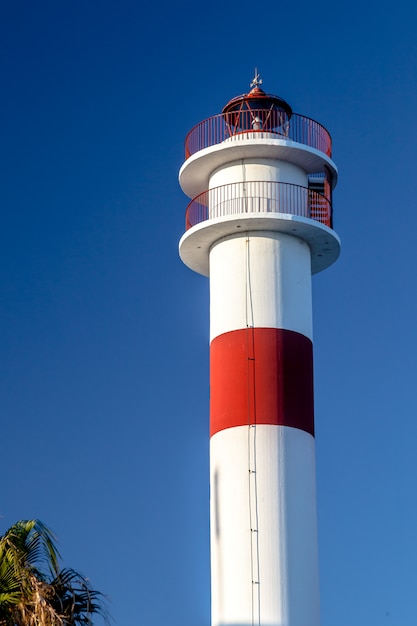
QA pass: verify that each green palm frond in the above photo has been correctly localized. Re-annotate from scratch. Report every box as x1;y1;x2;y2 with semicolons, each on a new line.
49;568;108;626
0;521;107;626
1;521;60;578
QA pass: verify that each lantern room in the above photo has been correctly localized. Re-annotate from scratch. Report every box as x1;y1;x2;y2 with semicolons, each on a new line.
222;72;292;134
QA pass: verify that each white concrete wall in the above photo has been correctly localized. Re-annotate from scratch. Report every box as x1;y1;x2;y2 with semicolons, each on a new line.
209;159;307;189
210;425;320;626
209;231;313;342
209;230;319;626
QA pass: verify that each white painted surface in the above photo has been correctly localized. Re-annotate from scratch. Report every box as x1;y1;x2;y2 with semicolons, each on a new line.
178;213;341;277
179;137;338;199
210;424;320;626
209;158;307;189
209;231;313;341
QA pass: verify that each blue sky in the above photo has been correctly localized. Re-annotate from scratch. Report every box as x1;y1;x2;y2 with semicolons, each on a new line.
1;1;417;625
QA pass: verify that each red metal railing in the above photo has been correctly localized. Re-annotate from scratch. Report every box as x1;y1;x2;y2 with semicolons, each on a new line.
185;181;332;230
185;110;332;159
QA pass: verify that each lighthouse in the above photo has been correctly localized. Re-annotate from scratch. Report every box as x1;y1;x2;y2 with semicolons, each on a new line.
179;72;340;626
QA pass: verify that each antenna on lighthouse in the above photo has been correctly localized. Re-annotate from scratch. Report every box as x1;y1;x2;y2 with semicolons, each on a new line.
250;68;262;89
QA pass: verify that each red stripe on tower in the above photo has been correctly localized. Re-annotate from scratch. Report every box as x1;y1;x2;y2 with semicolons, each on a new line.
210;328;314;437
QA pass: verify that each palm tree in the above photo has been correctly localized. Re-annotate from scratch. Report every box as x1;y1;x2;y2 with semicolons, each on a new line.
0;520;107;626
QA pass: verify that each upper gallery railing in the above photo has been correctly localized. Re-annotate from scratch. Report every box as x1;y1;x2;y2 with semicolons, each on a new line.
184;110;332;159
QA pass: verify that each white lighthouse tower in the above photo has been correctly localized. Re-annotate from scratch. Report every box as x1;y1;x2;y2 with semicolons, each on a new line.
179;72;340;626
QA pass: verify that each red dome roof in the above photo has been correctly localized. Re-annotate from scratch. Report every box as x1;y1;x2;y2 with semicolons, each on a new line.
222;84;292;118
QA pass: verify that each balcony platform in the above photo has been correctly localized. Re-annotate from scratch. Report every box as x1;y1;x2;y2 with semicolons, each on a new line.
179;212;341;277
179;136;338;199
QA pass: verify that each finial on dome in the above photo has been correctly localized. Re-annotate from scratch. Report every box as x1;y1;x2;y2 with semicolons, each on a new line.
250;68;262;90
